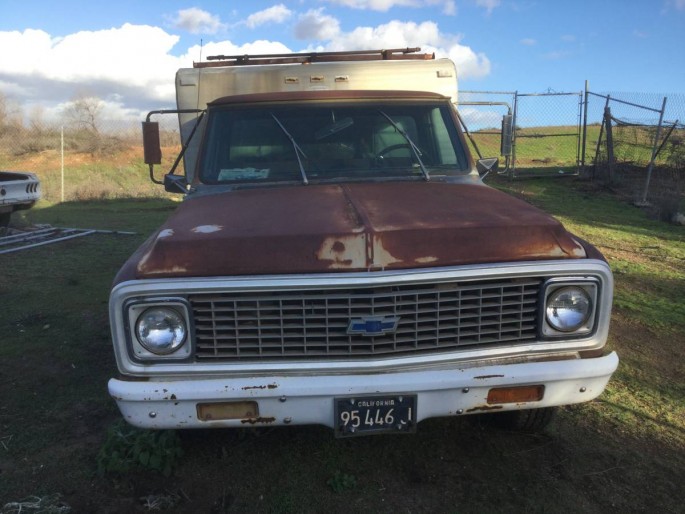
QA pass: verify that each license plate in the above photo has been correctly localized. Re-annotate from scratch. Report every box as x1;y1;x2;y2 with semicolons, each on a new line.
334;395;417;437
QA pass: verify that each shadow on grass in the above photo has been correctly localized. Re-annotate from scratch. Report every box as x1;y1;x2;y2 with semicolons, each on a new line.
491;173;685;245
12;196;179;235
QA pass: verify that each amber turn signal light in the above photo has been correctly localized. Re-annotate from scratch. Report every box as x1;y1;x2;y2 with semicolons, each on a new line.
197;401;259;421
487;385;545;405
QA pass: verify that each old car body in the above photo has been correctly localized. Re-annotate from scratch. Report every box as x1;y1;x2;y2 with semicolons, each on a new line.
0;171;41;227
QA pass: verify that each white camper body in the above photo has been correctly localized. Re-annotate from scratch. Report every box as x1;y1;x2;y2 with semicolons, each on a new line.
175;56;458;180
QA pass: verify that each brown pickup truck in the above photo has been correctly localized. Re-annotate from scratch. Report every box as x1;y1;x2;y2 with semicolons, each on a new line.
108;49;617;437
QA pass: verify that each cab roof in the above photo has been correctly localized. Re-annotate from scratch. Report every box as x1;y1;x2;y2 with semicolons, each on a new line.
208;90;450;107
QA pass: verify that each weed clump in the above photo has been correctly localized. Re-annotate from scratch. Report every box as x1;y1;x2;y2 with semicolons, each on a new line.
327;471;357;493
97;419;183;477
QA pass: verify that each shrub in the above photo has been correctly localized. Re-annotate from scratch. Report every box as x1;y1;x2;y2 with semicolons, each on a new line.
97;419;183;477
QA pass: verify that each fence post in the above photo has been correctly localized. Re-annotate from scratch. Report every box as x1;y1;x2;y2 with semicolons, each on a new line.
511;91;518;178
592;95;610;180
581;80;589;173
604;107;615;182
640;96;668;205
61;126;64;203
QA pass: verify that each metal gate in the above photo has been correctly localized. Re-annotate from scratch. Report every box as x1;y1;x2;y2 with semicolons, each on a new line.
458;91;583;178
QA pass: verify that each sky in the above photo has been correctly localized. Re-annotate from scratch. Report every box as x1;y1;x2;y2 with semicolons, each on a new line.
0;0;683;124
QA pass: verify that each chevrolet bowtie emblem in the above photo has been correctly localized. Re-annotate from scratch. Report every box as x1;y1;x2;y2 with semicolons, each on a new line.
347;316;400;336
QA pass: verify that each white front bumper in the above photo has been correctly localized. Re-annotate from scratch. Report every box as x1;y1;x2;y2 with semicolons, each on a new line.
109;352;618;430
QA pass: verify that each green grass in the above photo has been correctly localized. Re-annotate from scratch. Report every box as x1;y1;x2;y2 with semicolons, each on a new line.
467;124;682;172
491;177;685;332
1;144;182;202
466;125;602;169
492;175;684;452
1;175;683;512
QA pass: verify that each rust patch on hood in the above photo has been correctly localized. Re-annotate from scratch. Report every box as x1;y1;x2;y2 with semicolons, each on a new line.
116;182;588;282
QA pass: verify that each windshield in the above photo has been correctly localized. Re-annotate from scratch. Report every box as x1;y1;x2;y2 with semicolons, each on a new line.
198;101;469;185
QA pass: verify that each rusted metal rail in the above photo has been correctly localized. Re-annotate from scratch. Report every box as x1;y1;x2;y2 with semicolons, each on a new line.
0;226;135;254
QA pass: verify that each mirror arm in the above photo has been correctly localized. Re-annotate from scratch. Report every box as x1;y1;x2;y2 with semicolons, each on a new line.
144;109;205;185
149;164;163;185
168;111;206;177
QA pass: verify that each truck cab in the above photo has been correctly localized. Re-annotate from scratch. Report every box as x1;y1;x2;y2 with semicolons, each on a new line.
108;49;617;436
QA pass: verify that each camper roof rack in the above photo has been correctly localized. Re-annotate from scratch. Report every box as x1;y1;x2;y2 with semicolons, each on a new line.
194;48;435;68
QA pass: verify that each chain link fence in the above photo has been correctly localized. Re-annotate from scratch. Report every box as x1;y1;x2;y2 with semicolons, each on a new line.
0;95;181;202
587;90;685;219
457;90;515;169
459;90;584;177
458;88;684;219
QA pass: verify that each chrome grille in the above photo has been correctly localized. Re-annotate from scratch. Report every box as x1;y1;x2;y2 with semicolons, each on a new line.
189;277;542;361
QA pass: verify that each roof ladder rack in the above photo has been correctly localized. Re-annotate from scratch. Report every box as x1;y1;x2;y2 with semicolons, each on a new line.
194;48;435;68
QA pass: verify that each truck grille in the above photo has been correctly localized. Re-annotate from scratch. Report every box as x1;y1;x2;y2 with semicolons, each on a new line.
188;277;542;361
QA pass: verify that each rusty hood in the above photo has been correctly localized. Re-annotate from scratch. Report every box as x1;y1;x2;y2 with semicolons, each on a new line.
117;182;586;282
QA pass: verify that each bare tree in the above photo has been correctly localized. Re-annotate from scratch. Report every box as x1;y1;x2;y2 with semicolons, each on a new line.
0;92;23;136
64;94;104;154
64;95;103;134
28;104;47;135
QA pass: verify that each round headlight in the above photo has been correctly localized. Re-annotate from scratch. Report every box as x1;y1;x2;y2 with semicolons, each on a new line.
545;286;592;332
136;307;187;354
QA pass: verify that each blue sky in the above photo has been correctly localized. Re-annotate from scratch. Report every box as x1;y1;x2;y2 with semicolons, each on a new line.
0;0;683;122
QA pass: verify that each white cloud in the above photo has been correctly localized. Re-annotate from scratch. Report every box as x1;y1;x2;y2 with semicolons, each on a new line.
325;0;419;11
520;38;536;46
324;0;457;13
294;9;341;40
0;25;291;111
0;16;491;124
0;25;182;100
442;1;457;15
458;107;502;130
475;0;501;15
542;50;571;61
171;8;225;35
181;40;292;62
245;4;293;28
560;34;576;42
312;20;490;79
446;44;491;79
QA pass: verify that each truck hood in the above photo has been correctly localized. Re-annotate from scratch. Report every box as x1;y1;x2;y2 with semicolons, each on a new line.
117;182;586;282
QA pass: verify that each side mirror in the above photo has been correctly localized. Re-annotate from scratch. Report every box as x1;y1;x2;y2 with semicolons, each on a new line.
476;157;499;178
142;121;162;165
164;173;188;194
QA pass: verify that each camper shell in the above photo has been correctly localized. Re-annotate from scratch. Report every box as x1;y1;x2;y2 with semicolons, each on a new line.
175;49;458;183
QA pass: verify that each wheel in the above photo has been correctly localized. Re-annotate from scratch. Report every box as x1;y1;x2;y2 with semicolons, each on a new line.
0;212;11;228
491;407;556;432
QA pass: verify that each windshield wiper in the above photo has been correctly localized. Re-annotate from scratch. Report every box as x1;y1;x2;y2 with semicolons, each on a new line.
378;110;430;181
271;113;309;185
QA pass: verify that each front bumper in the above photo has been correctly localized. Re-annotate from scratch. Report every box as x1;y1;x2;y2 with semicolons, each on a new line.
109;352;618;430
